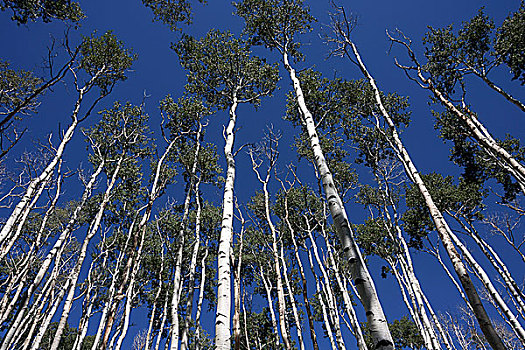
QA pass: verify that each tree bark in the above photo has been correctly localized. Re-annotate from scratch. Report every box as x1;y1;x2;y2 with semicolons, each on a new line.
215;92;239;350
343;36;506;350
282;49;394;349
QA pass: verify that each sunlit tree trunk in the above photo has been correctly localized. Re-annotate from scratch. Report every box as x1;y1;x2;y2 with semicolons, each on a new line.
215;91;239;350
259;265;280;347
145;237;166;350
49;157;124;350
341;32;506;350
194;246;208;350
282;48;394;349
279;184;320;350
323;228;367;349
0;70;104;258
232;207;244;350
306;247;337;350
306;221;346;350
280;244;306;350
250;147;292;350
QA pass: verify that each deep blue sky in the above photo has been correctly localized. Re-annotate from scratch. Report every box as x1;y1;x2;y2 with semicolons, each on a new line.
1;1;524;349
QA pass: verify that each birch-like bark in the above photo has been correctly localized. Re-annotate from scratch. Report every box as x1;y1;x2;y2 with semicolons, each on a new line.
179;124;203;350
259;265;280;347
114;274;137;350
306;247;337;350
169;236;184;350
232;206;244;350
194;246;208;350
29;279;72;350
280;244;306;350
1;160;117;350
145;234;166;350
90;238;131;350
2;160;105;327
0;162;64;326
387;33;525;193
49;157;123;350
215;92;239;350
279;183;320;350
308;222;346;350
250;149;292;350
101;137;177;350
323;229;367;349
341;34;506;350
451;212;525;318
0;69;104;257
448;229;525;345
155;292;170;350
376;172;443;350
282;49;394;349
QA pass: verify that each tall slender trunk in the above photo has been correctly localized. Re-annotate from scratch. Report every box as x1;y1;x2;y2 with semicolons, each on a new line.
448;229;525;345
215;92;239;350
155;292;170;350
2;160;105;328
344;37;506;350
145;237;166;350
0;69;103;257
30;279;72;350
376;173;443;350
259;265;280;347
279;186;320;350
194;246;208;350
323;230;367;349
389;33;525;193
280;244;306;350
179;125;203;350
282;49;394;349
451;212;525;319
251;155;292;350
49;158;123;350
306;247;338;350
114;273;137;350
232;209;244;350
308;222;346;350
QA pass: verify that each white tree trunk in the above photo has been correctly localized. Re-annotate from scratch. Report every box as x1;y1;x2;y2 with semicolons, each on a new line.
448;229;525;345
344;38;506;350
280;245;306;350
0;68;103;257
194;246;208;350
306;247;337;350
259;266;280;347
283;50;394;349
215;94;239;350
49;158;123;350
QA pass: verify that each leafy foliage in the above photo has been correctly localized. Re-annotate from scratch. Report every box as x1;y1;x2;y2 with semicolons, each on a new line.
174;30;279;110
234;0;316;60
80;31;137;95
363;316;425;349
1;0;83;24
495;2;525;84
142;0;205;31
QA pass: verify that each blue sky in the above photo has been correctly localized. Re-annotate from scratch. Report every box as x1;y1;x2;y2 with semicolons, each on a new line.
1;0;524;349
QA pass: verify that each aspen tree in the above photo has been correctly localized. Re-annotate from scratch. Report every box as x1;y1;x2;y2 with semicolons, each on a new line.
249;132;293;350
235;1;395;348
0;31;136;259
329;6;507;349
422;7;525;113
388;30;525;197
174;30;278;350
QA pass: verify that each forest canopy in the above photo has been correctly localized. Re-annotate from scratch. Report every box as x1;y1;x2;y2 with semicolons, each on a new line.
0;1;524;349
